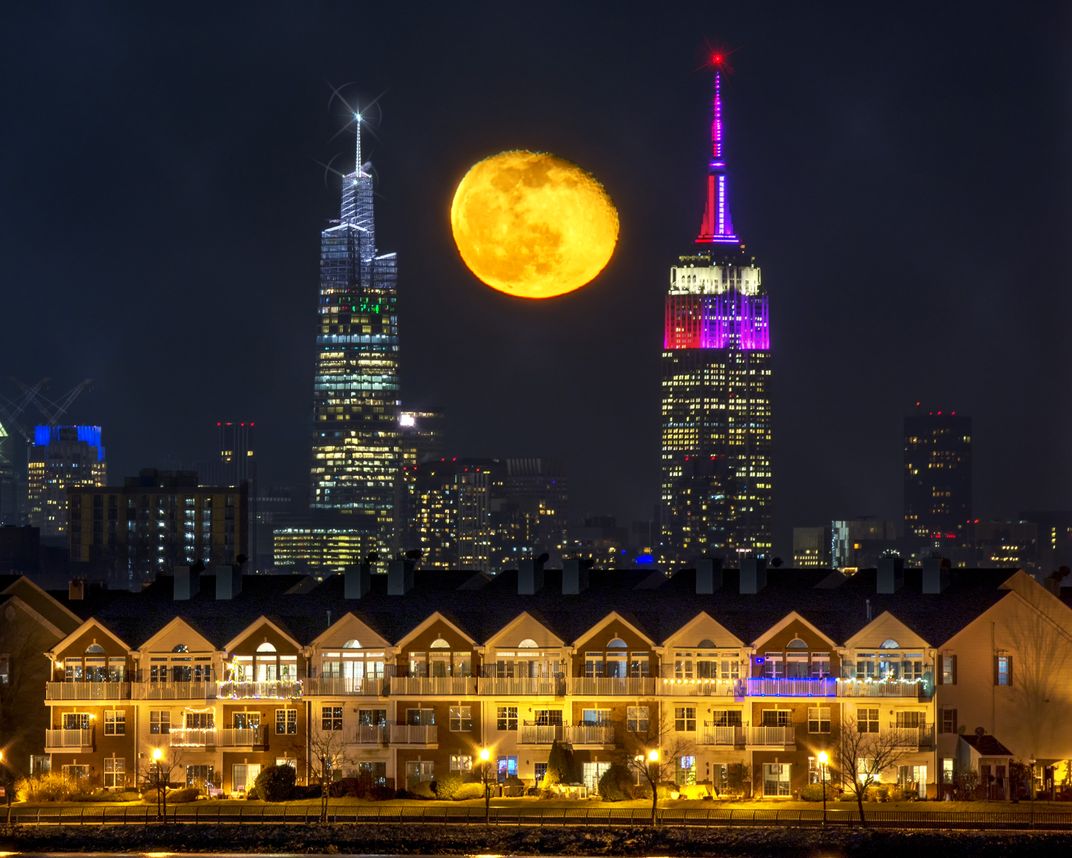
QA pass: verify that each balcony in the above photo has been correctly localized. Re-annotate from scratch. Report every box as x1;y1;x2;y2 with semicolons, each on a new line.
389;724;437;745
45;681;130;701
657;678;742;697
745;677;837;697
519;723;565;744
218;727;264;747
354;724;389;745
45;727;94;751
132;681;215;700
744;725;796;747
564;724;616;745
572;677;655;696
304;676;385;696
479;676;562;696
168;727;218;748
699;725;744;746
885;725;934;750
216;680;302;699
388;676;475;696
838;678;933;699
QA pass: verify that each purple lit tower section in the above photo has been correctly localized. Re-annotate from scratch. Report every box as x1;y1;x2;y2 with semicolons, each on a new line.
658;55;773;565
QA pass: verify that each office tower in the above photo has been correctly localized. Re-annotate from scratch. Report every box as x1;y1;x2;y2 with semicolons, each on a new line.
829;517;900;569
68;469;248;589
0;420;17;525
1021;510;1072;571
27;425;107;539
493;458;568;567
658;59;773;565
414;458;498;570
399;408;446;550
792;526;830;568
903;408;972;548
213;420;257;568
272;525;375;577
309;112;401;558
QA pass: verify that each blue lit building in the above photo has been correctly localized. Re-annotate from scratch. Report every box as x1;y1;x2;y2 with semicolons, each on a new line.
27;424;107;538
309;114;401;557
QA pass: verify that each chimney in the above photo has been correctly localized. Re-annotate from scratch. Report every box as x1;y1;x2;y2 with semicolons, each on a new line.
518;555;546;595
174;565;202;601
387;558;415;596
876;556;904;595
695;557;723;594
214;564;243;600
68;578;86;601
344;563;371;599
922;557;949;594
739;557;767;595
562;558;589;595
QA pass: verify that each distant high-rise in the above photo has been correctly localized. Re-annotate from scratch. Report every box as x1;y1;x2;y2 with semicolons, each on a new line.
0;420;17;525
309;111;401;558
903;408;972;548
27;425;107;539
399;408;445;551
215;421;256;486
792;526;830;568
658;59;773;565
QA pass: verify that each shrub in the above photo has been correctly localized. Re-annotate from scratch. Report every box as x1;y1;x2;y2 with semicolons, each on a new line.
16;773;74;802
547;740;581;784
292;784;322;799
799;783;836;802
453;782;485;801
252;764;296;802
166;786;201;803
368;784;396;801
597;763;632;802
503;775;525;797
411;780;436;799
434;773;464;800
329;777;363;798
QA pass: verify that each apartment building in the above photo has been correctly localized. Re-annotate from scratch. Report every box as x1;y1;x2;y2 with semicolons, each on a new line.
27;559;1072;798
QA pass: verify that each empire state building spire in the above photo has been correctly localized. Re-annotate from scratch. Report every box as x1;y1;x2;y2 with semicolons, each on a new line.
696;57;739;246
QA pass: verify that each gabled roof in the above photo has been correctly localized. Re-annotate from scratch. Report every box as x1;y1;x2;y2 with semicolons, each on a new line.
484;611;564;648
394;610;476;650
662;610;744;648
961;733;1014;756
842;610;931;649
572;610;654;649
137;616;218;653
751;610;838;650
308;612;390;650
223;616;302;654
49;617;132;656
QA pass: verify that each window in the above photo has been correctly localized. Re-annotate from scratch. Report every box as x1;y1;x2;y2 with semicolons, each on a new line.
450;754;472;772
358;708;386;726
104;710;126;736
995;654;1013;686
807;706;831;734
675;706;696;732
534;709;563;726
534;762;548;785
496;706;518;731
149;710;170;735
940;654;957;685
185;764;215;788
712;709;743;727
811;653;831;678
627;706;650;734
186;712;212;729
275;757;296;769
0;653;9;684
581;708;610;725
497;755;518;782
406;707;436;726
62;764;89;781
62;712;90;730
761;709;790;727
276;708;297;735
321;706;343;731
895;710;925;729
449;705;472;731
762;763;791;796
939;708;958;734
232;711;260;730
857;707;879;733
942;758;955;784
103;757;125;789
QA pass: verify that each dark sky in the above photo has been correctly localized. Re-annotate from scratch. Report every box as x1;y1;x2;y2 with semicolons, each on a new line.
2;3;1069;557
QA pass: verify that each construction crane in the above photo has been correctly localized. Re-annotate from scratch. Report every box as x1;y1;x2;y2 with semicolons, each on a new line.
0;378;94;443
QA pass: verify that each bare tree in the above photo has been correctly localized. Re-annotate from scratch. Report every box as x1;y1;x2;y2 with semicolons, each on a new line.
0;620;55;778
620;710;694;826
835;716;911;826
138;746;187;820
307;726;350;823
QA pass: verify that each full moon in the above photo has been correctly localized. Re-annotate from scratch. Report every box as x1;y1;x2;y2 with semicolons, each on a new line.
450;150;619;299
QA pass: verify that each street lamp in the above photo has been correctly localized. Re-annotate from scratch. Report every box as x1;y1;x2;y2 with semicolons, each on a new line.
646;749;661;826
478;747;492;824
817;751;829;826
151;748;167;821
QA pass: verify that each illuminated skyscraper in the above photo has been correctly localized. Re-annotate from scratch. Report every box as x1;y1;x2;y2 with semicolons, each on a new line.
659;59;773;565
27;425;107;539
0;420;17;525
904;408;972;548
309;113;401;557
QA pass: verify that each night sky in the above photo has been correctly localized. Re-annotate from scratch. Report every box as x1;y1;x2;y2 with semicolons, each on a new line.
2;3;1069;557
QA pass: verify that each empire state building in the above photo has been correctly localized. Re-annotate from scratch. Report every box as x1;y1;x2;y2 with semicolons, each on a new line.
658;60;773;565
309;113;401;556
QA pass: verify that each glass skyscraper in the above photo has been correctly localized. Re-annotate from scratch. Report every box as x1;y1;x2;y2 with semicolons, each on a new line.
659;61;773;565
309;114;401;557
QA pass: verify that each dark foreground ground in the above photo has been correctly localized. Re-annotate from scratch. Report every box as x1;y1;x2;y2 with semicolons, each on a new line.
4;824;1072;856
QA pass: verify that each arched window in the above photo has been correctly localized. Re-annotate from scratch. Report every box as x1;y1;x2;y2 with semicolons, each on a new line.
880;639;900;649
518;639;538;649
430;638;451;649
256;641;277;653
786;637;808;650
607;638;628;649
697;639;716;649
343;639;361;649
172;644;189;653
85;643;105;654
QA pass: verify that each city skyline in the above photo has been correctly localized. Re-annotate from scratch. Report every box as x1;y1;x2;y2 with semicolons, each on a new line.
1;4;1069;559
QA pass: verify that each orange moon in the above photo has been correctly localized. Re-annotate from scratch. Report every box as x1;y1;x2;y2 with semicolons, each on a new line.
450;150;619;299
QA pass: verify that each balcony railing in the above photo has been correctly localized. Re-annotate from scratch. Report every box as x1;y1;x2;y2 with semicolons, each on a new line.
838;678;933;699
564;724;616;745
746;677;837;697
132;681;215;700
168;727;217;748
354;724;389;745
45;727;93;751
744;725;796;746
389;676;475;695
479;676;562;696
216;680;302;699
572;677;655;696
45;681;129;701
885;725;934;749
218;727;263;747
519;723;565;744
389;724;437;745
699;724;744;746
304;676;386;696
657;678;742;697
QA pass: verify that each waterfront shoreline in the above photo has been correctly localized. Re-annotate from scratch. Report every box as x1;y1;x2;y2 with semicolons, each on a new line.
5;824;1072;856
